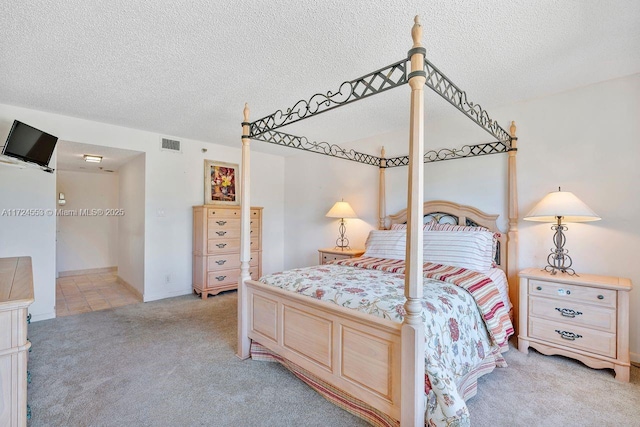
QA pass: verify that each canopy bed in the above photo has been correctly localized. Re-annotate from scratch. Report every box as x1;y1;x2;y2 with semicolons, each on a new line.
236;17;519;427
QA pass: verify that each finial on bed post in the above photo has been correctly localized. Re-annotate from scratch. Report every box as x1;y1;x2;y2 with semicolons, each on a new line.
506;120;519;340
243;103;250;124
411;15;423;48
379;147;387;230
509;121;517;149
238;103;252;360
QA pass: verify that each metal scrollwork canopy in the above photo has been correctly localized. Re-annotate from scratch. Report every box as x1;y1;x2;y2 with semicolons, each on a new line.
248;51;514;167
252;130;382;167
250;59;409;138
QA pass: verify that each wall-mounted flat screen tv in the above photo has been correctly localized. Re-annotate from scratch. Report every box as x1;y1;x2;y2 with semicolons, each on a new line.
2;120;58;169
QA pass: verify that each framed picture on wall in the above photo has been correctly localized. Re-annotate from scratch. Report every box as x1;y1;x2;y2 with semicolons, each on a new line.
204;160;239;205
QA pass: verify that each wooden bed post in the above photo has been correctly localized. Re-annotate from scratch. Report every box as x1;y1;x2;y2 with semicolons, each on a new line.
402;16;426;426
379;146;386;230
507;121;519;339
237;103;252;359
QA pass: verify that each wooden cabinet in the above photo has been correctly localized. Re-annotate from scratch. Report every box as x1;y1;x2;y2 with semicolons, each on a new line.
518;268;632;381
318;248;365;265
0;257;34;427
193;206;262;298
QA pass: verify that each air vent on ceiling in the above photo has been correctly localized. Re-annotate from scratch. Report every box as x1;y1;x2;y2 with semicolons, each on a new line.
160;137;182;153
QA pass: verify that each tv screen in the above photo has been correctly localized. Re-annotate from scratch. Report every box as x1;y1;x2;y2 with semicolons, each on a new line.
2;120;58;168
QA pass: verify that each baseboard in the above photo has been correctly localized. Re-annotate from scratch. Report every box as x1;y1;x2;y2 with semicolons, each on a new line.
631;352;639;365
143;288;193;302
29;311;56;322
59;266;117;277
117;276;143;301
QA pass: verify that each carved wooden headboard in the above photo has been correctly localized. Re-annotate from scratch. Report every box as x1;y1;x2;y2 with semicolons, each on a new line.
386;200;507;273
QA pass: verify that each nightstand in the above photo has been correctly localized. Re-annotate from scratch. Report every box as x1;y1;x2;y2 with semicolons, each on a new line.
518;268;632;381
318;248;365;265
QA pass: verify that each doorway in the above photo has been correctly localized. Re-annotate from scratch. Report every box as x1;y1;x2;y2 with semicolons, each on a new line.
55;141;145;316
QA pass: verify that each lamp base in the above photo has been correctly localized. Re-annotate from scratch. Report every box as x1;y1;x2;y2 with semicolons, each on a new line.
544;264;577;276
334;219;351;250
544;217;578;276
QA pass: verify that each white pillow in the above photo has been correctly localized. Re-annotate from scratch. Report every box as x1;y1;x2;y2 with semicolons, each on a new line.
423;230;494;272
430;222;500;264
364;230;406;260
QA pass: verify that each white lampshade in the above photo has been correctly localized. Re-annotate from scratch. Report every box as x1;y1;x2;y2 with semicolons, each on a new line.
326;201;358;219
524;190;601;223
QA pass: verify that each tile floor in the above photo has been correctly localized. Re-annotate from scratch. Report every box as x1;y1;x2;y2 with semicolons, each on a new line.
56;272;141;317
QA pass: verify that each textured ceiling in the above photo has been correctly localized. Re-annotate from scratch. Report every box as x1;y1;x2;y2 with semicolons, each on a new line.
56;141;142;173
0;0;639;156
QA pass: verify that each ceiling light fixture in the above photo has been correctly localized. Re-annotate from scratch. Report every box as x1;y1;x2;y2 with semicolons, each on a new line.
83;155;102;163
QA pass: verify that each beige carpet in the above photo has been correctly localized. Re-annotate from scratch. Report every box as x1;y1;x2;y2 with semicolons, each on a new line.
28;293;640;426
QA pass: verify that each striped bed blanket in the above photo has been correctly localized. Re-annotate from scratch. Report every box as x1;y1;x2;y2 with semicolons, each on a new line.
333;257;514;350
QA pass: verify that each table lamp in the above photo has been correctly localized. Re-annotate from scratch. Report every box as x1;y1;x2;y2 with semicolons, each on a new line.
326;200;358;250
524;187;601;275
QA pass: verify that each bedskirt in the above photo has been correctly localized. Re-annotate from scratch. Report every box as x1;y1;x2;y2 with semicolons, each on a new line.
250;341;504;427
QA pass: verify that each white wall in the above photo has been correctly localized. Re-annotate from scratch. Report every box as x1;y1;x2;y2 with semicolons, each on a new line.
56;170;119;273
0;160;56;321
0;103;285;318
284;73;640;361
118;154;145;295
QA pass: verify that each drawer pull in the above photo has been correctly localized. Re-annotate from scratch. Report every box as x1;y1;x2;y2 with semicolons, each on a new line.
216;243;227;248
216;220;227;226
216;231;227;236
215;260;227;265
536;286;542;291
555;308;583;318
597;295;604;300
555;330;582;341
215;275;227;281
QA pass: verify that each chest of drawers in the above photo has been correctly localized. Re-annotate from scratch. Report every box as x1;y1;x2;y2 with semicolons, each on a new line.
518;268;632;381
0;257;34;426
193;206;262;298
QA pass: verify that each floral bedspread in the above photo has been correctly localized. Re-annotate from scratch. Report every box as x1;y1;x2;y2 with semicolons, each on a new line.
259;261;511;427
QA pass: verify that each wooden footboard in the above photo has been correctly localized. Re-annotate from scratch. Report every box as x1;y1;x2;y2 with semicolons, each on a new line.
245;279;402;421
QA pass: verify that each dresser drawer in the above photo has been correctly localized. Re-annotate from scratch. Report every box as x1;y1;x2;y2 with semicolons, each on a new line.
529;280;616;308
208;208;261;219
207;267;259;288
529;317;616;358
207;238;259;254
207;252;259;271
322;253;353;263
207;225;259;240
529;296;616;333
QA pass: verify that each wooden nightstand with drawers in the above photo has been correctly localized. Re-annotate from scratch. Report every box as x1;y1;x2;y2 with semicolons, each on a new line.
318;248;365;265
518;268;632;381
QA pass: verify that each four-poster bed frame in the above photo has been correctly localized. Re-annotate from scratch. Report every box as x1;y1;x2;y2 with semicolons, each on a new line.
237;17;519;426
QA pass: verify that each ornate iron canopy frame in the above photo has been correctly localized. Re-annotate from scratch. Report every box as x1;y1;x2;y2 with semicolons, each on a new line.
248;51;514;168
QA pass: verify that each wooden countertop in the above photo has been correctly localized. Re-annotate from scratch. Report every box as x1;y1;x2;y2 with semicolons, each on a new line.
0;257;35;308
